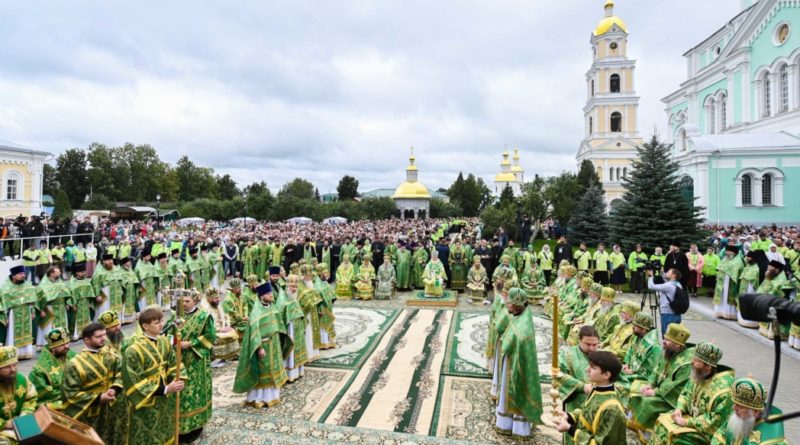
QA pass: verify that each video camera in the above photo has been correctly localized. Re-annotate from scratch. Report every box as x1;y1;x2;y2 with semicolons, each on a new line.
739;293;800;424
637;258;661;273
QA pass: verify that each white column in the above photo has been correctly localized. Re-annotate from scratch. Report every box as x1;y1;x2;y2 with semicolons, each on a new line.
696;162;709;213
725;69;734;130
774;176;785;206
741;64;751;123
787;65;798;110
734;177;743;207
753;177;763;207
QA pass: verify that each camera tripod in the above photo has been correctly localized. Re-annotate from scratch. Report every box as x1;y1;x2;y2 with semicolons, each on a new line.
640;289;661;339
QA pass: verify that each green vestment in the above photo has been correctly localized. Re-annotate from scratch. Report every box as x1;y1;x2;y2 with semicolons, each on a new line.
29;347;76;409
558;344;591;445
171;308;216;434
651;367;735;445
0;373;37;443
566;386;627;445
92;265;124;316
411;248;429;289
375;264;396;300
602;321;635;360
628;346;695;432
62;348;126;445
136;260;159;307
497;305;543;423
1;279;37;354
36;277;72;332
714;257;743;308
354;263;376;300
618;329;661;401
710;406;787;445
233;302;290;395
118;266;139;317
275;287;308;371
122;335;180;445
449;246;467;290
422;260;447;297
335;262;355;298
222;291;250;339
395;249;411;289
298;282;324;349
70;276;96;336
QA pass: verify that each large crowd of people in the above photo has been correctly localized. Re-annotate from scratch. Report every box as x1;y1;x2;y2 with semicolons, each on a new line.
0;216;795;444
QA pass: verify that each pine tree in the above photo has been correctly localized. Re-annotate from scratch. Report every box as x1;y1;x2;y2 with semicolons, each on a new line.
568;183;608;245
498;183;516;207
577;159;600;193
609;135;706;252
53;189;73;221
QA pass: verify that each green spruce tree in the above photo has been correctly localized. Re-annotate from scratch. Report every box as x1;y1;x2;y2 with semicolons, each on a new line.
568;183;608;245
53;189;73;221
609;135;706;252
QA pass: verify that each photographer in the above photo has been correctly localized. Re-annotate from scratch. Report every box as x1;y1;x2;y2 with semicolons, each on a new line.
646;267;684;335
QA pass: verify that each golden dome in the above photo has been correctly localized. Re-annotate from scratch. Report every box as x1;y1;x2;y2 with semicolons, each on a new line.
494;172;517;182
594;1;628;36
511;165;523;172
393;181;431;199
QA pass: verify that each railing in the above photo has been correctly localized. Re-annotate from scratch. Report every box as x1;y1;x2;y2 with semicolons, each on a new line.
0;232;98;260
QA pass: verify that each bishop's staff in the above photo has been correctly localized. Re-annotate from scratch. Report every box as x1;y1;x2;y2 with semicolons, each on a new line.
550;287;562;417
166;271;188;445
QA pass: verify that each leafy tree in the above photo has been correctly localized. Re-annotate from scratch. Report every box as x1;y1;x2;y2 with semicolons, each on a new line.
52;189;73;221
43;164;59;197
277;178;316;201
430;198;460;218
577;159;600;192
245;182;275;220
87;143;122;201
480;204;517;240
81;193;115;211
336;175;360;200
271;196;319;221
498;183;516;207
361;197;397;220
446;173;490;216
609;135;706;252
216;174;240;200
157;166;180;202
55;148;89;209
519;175;549;222
175;156;218;202
544;172;582;227
118;143;168;201
568;183;608;245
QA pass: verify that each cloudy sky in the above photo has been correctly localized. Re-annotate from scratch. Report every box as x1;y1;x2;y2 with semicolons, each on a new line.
0;0;741;194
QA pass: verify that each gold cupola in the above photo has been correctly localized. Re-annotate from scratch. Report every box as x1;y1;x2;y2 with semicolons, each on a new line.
594;0;628;36
393;146;431;199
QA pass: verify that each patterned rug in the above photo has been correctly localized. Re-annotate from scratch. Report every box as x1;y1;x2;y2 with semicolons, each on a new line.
199;303;568;445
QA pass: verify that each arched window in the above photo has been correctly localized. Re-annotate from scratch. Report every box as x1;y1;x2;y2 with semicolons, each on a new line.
610;74;620;93
589;117;593;134
616;167;621;181
591;80;595;96
610;112;622;132
623;167;627;179
763;75;772;118
779;65;789;112
742;174;752;205
706;97;716;134
762;174;773;205
609;167;615;182
3;171;22;201
719;93;727;130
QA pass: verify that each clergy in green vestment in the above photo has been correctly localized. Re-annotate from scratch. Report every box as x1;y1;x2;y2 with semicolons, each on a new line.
758;264;792;340
222;279;249;340
243;274;260;313
0;346;38;444
185;248;205;292
97;310;132;355
628;323;694;436
29;327;75;410
395;244;412;290
559;277;592;340
486;284;509;386
354;256;376;300
63;322;126;445
92;254;124;325
69;263;96;341
494;288;543;438
449;240;467;291
493;255;518;289
242;240;257;278
714;245;743;321
257;241;271;280
554;350;627;445
312;265;336;349
601;300;638;360
422;251;447;297
411;245;429;289
467;256;488;304
2;265;38;360
299;266;324;358
593;288;621;342
618;312;662;403
35;266;72;348
233;282;291;408
335;254;355;299
375;255;396;300
501;241;521;273
118;257;139;324
710;377;787;445
557;325;600;445
737;251;761;328
208;244;225;289
651;342;735;445
123;307;185;445
168;248;187;286
278;275;308;382
136;251;159;308
520;258;546;305
566;284;603;346
166;292;216;438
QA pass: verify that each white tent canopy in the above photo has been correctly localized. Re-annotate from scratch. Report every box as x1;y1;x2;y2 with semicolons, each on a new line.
287;216;313;224
176;217;205;226
230;216;256;224
322;216;348;225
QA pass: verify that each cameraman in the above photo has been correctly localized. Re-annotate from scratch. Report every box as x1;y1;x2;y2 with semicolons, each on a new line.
646;267;684;335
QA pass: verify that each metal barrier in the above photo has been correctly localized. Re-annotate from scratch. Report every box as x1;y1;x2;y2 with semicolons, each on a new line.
0;232;97;260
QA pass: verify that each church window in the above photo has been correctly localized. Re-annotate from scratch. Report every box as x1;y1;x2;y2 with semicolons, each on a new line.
589;117;593;134
763;76;772;118
610;112;622;132
719;93;727;130
591;80;595;96
779;65;789;112
741;175;752;205
775;23;790;45
708;98;716;134
622;167;627;179
616;167;621;181
608;167;614;182
610;74;620;93
5;178;17;201
762;174;773;205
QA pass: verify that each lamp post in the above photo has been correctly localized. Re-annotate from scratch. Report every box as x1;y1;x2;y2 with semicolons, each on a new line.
243;191;248;228
156;194;161;230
